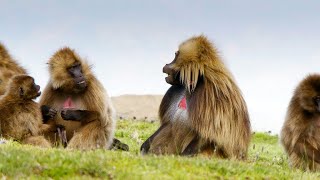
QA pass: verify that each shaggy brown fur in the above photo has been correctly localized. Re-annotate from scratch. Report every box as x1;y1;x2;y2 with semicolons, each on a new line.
40;47;116;150
0;70;15;95
141;35;251;159
281;74;320;171
0;43;26;74
0;43;27;95
0;75;52;148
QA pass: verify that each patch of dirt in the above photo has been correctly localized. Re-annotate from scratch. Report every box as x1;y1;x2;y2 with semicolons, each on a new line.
111;94;163;121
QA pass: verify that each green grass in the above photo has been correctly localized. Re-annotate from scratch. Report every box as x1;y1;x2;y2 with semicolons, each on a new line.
1;120;320;179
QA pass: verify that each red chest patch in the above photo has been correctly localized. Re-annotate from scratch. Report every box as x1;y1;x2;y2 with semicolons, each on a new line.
63;97;75;109
178;97;187;110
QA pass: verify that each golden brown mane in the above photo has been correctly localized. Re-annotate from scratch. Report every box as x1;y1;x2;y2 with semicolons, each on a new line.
0;43;27;74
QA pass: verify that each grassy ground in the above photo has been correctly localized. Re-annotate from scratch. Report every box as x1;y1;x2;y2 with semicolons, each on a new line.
1;120;320;179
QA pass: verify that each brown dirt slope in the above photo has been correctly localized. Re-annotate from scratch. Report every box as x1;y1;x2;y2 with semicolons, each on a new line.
111;95;163;121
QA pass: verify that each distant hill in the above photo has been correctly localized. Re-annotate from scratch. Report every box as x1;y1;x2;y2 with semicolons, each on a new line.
111;95;163;121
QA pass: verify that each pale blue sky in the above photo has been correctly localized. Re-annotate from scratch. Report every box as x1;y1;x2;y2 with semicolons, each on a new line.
1;0;320;133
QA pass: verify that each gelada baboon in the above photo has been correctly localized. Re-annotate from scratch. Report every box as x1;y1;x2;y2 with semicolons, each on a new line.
0;75;52;148
40;47;117;150
141;35;251;159
0;43;27;95
281;74;320;171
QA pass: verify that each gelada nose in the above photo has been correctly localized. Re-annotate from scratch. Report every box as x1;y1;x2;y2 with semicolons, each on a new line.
163;64;170;73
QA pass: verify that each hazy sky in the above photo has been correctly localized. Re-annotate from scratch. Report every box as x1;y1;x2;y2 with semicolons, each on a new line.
1;0;320;134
